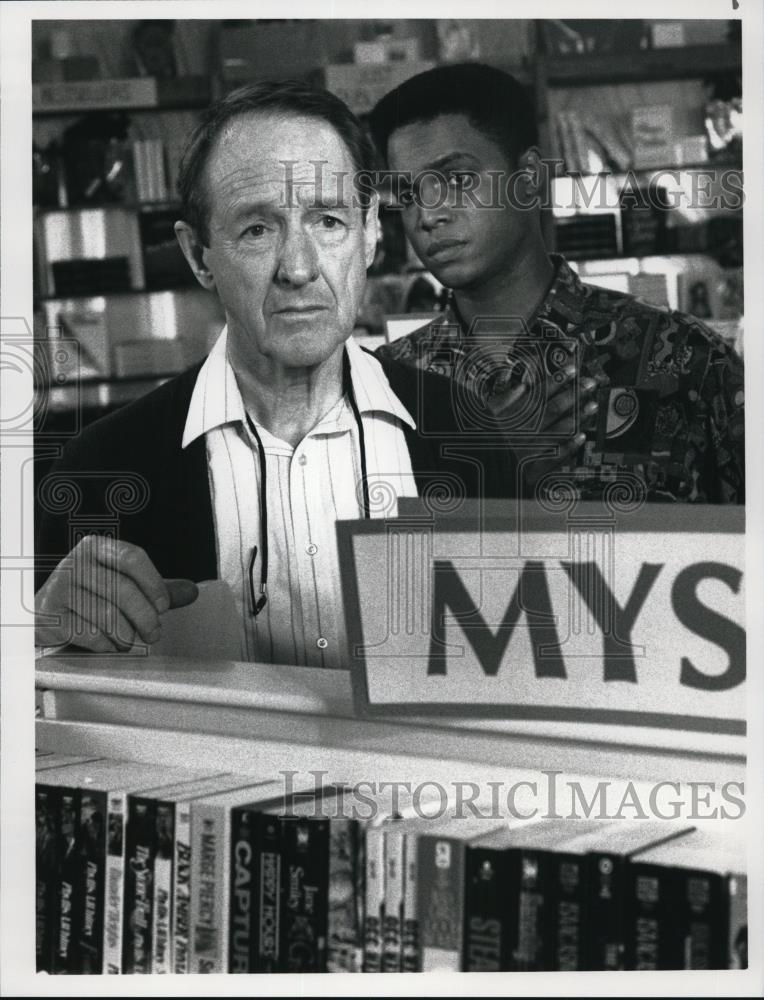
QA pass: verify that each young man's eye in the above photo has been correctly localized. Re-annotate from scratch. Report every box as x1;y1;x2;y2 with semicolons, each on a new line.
448;172;475;188
321;215;343;229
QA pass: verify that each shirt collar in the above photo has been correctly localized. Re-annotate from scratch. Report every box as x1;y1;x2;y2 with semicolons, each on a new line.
183;327;416;449
345;336;416;429
182;326;244;448
535;253;590;328
440;253;589;336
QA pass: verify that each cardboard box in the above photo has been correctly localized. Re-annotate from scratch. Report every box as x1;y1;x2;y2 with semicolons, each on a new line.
651;20;730;49
632;105;674;169
672;135;709;166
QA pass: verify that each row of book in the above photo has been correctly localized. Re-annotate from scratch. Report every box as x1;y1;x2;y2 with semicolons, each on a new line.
35;752;747;974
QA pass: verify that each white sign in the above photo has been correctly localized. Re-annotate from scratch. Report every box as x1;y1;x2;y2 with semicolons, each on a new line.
338;503;745;747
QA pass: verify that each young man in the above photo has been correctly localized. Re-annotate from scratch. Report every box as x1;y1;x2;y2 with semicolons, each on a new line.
369;63;745;504
35;80;513;664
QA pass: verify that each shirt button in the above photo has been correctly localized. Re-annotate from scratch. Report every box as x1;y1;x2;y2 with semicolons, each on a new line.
316;637;328;650
306;543;318;556
298;454;307;466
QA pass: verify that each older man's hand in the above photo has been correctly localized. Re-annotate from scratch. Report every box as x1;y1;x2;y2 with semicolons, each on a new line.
35;535;198;653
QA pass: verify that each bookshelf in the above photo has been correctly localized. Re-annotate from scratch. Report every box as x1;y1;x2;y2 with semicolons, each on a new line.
533;27;743;271
35;200;181;217
32;75;214;115
33;653;749;975
540;43;742;87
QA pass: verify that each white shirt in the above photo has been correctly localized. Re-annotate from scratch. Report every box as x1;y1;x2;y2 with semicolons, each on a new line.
182;329;419;668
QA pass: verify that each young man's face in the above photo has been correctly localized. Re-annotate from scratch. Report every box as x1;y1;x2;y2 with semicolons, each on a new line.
196;111;376;372
387;113;536;293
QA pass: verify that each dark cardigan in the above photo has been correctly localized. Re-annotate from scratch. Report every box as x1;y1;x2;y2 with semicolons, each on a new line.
35;352;516;588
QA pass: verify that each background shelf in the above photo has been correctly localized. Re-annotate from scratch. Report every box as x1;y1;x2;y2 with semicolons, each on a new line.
542;43;741;86
33;74;214;115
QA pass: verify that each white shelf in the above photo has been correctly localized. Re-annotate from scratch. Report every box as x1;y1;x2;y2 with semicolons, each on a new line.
36;655;744;792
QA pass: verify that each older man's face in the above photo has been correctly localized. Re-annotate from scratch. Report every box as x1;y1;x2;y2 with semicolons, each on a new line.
200;111;376;371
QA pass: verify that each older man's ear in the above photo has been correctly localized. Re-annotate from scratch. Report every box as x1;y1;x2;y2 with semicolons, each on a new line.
174;220;216;291
364;191;380;270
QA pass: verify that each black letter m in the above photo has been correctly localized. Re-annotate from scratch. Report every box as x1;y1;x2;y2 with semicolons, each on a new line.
427;560;565;678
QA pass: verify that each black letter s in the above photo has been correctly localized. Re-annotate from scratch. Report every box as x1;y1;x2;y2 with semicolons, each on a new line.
672;562;745;691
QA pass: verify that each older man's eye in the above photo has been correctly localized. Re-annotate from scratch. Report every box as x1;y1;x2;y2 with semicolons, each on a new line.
244;223;266;238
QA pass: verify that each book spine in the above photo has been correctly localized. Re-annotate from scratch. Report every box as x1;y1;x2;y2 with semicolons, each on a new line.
145;139;159;202
363;827;384;972
625;862;672;970
401;831;420;971
52;786;81;973
513;849;548;971
382;826;404;972
142;140;156;202
280;816;330;972
122;796;156;974
228;805;258;973
132;141;149;203
255;812;282;971
567;110;591;174
680;868;726;969
727;874;747;969
327;817;364;972
551;851;585;971
103;791;128;973
151;801;174;973
35;784;60;973
171;800;193;974
189;802;229;973
584;852;625;970
77;787;108;973
417;833;466;972
154;140;168;201
557;111;579;173
462;845;507;972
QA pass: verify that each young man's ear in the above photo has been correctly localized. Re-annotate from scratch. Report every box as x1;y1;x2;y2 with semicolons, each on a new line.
517;147;544;194
363;191;380;270
174;221;215;290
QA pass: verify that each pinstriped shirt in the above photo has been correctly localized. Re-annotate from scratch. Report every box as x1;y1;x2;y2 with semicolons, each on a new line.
182;329;419;668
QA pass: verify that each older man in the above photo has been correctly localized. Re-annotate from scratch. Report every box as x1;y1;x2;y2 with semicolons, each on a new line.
35;80;513;665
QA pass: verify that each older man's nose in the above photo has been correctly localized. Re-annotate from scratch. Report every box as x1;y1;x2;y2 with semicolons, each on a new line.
274;226;320;287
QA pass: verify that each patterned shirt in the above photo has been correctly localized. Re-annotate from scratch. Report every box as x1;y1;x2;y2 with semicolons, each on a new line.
183;329;419;667
376;255;745;504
